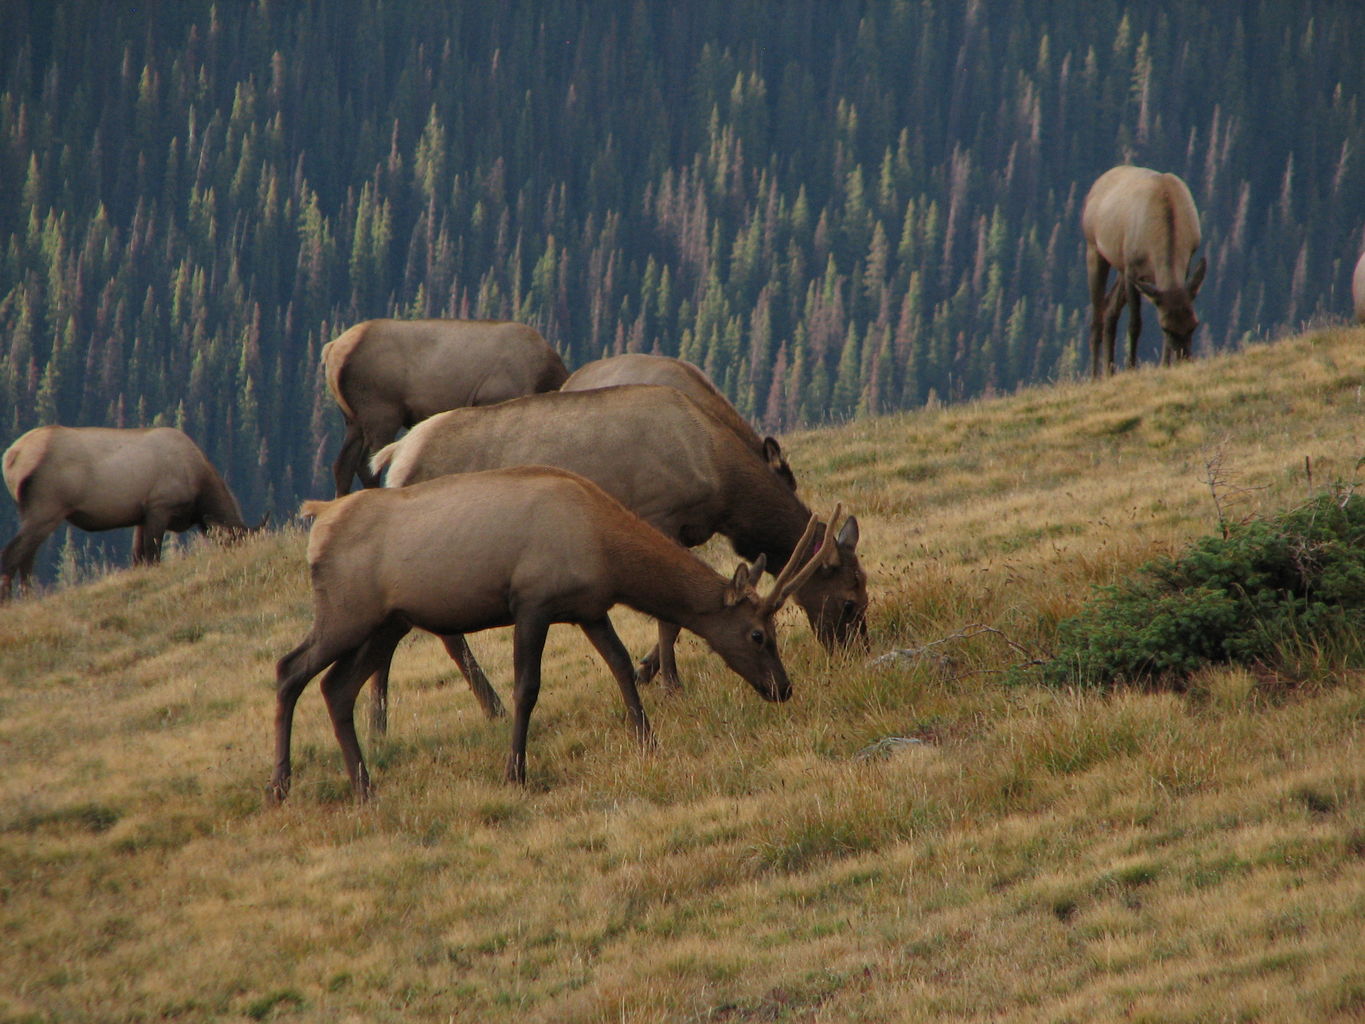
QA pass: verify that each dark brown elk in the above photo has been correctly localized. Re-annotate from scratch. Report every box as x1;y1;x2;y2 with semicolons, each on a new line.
1353;251;1365;324
1082;165;1206;376
367;385;866;728
322;317;568;495
2;425;256;598
561;353;796;490
269;466;839;800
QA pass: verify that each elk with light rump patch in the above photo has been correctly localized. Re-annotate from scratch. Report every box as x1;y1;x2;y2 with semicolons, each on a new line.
322;317;568;495
1082;164;1206;376
268;465;842;801
2;425;259;598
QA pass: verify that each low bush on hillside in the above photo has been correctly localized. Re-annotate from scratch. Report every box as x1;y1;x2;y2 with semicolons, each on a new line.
1033;491;1365;687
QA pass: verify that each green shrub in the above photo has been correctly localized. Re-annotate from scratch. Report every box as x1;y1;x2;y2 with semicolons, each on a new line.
1033;492;1365;687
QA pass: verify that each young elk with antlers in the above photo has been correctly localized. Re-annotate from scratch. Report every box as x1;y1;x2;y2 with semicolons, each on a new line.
269;465;841;801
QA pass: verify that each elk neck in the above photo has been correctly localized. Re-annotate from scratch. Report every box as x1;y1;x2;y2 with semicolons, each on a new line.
721;470;819;570
198;467;248;529
602;520;736;634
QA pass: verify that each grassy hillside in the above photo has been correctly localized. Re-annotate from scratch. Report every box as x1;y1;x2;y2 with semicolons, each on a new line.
3;327;1365;1023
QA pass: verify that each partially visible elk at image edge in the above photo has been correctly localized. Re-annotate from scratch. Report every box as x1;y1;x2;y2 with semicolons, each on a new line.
1353;250;1365;324
2;425;260;599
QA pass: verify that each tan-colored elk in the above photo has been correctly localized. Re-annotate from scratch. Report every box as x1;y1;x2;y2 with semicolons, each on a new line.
1353;251;1365;324
366;385;866;729
1082;165;1206;376
2;425;256;598
322;317;568;495
269;465;840;800
561;353;796;490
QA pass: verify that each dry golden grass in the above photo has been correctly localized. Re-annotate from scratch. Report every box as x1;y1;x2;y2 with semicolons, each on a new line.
2;326;1364;1022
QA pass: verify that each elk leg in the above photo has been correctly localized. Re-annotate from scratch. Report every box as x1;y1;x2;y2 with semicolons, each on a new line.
1101;279;1126;377
270;633;359;802
506;615;550;785
1125;276;1142;369
134;506;174;565
637;644;661;684
1086;249;1112;379
1;514;61;599
368;659;393;735
321;621;410;800
636;623;685;690
356;410;403;489
366;632;506;736
580;617;653;748
331;419;369;496
655;620;684;692
441;633;506;719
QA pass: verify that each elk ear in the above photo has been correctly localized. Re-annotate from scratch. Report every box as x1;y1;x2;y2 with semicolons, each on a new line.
1187;255;1207;298
765;436;799;490
724;554;766;606
1135;277;1159;301
837;514;860;553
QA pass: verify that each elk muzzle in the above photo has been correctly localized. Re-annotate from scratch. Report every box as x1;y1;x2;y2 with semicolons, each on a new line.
758;667;793;703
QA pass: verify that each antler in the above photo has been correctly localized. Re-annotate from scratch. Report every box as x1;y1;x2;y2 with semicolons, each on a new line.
760;503;843;616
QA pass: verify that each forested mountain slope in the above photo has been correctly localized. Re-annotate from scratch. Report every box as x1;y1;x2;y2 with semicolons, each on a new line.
2;1;1363;549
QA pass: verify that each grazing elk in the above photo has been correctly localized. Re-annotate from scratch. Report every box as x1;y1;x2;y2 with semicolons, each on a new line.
269;466;839;800
322;317;568;495
1353;250;1365;324
1082;165;1206;376
2;425;257;599
367;385;866;729
562;353;796;490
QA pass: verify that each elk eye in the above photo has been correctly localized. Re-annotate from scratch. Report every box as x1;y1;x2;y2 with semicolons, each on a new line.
750;629;765;645
843;600;857;617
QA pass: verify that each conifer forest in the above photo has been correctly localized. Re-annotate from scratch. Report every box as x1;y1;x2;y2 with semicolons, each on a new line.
2;2;1363;563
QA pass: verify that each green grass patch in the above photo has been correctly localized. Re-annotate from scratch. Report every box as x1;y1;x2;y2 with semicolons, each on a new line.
1029;492;1365;687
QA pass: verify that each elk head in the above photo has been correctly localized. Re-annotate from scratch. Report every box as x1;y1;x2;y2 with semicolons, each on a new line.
703;507;848;702
1137;255;1206;362
790;513;869;650
210;511;272;546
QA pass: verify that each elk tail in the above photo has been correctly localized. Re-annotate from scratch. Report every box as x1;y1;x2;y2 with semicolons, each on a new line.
369;441;400;480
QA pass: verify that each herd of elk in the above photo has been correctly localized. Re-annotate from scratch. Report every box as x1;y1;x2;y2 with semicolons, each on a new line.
12;165;1361;804
1082;164;1206;376
322;317;568;495
367;384;866;730
269;465;842;799
1;426;259;599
